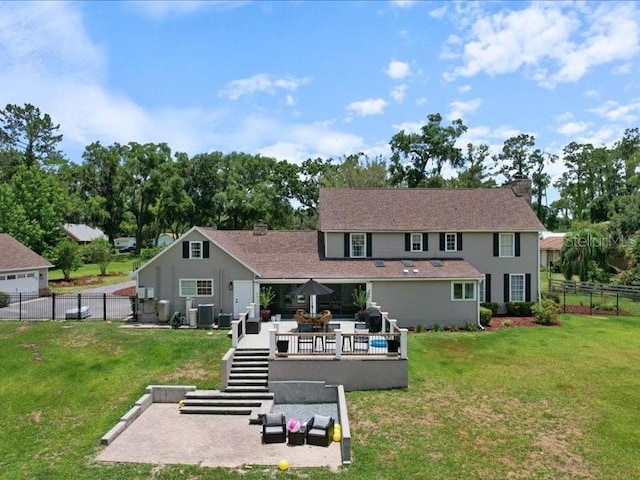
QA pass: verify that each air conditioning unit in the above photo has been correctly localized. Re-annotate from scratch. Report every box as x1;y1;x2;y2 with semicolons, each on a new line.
146;287;155;300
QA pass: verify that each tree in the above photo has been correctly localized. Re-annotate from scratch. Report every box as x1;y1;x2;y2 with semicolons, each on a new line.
154;163;194;240
323;153;389;188
389;113;467;187
0;103;64;170
85;238;113;276
53;239;82;281
559;224;615;282
449;143;496;188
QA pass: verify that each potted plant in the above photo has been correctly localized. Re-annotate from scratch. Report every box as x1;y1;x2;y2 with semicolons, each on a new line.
276;338;289;356
259;286;276;321
352;286;369;322
387;336;400;354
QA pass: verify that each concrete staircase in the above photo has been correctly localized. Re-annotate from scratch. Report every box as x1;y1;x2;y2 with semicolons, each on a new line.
180;348;273;422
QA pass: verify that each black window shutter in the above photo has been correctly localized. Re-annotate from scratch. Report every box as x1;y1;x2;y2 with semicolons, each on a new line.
457;232;463;251
344;234;350;257
182;241;189;258
439;233;445;251
525;273;531;302
485;274;491;303
203;241;210;259
422;233;429;251
405;233;410;252
515;233;521;257
493;233;499;257
504;274;510;302
366;233;372;257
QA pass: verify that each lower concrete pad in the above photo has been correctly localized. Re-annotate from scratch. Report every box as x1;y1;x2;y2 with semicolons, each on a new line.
97;404;342;470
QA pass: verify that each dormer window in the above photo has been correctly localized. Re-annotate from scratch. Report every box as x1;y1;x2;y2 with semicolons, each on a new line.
350;233;366;258
445;233;457;252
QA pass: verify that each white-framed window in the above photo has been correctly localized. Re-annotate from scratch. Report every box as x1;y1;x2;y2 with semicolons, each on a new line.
500;233;515;257
0;275;5;281
26;273;35;278
17;273;25;279
7;274;15;280
410;233;423;252
478;276;485;303
350;233;366;258
179;279;213;297
452;281;476;301
190;241;202;259
445;233;457;252
510;274;525;302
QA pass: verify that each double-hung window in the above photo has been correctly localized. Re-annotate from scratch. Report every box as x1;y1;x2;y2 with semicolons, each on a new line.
179;279;213;297
445;233;457;252
452;281;476;301
190;241;202;259
500;233;515;257
510;274;525;302
478;277;485;303
350;233;366;258
410;233;423;252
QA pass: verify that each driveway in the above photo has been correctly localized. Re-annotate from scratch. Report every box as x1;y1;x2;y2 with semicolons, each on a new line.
0;280;135;321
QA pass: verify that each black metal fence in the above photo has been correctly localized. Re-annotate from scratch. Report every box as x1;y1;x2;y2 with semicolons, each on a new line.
549;280;640;316
0;293;133;321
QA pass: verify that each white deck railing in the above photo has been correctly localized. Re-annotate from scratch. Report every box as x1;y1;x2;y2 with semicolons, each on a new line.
231;302;256;348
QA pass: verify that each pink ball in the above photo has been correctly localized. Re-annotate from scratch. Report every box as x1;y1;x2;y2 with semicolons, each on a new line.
287;418;301;432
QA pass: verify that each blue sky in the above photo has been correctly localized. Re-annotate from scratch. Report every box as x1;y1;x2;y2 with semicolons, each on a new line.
1;1;639;193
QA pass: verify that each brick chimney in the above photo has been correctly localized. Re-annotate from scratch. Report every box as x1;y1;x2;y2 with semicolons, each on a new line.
253;220;267;236
505;174;532;204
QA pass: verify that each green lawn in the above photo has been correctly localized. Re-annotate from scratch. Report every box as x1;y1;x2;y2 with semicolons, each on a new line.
48;258;138;292
1;316;640;479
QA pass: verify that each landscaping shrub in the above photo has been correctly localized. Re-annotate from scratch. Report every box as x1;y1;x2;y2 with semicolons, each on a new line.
140;247;162;261
479;306;493;327
480;302;499;315
505;302;534;316
0;291;9;308
464;321;477;331
415;324;425;333
541;292;560;304
431;323;441;332
502;318;512;327
531;299;560;325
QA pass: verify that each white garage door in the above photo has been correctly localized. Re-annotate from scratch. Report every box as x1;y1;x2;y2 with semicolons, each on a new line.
0;271;38;294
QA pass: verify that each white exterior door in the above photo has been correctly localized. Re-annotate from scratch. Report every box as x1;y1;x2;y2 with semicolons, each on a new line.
233;280;253;318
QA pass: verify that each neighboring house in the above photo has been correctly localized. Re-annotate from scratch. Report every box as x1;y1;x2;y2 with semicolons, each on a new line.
539;234;565;268
136;183;544;328
114;237;136;252
63;223;106;244
0;234;53;296
157;233;177;248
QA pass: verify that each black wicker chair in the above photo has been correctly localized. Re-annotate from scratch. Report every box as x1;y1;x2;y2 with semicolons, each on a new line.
305;414;335;447
261;412;286;444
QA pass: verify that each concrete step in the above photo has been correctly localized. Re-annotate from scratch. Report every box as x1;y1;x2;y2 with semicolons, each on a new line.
232;356;269;363
224;385;270;393
180;406;253;415
231;366;269;374
182;398;262;407
234;349;269;356
227;380;268;387
185;390;274;401
229;372;268;379
231;362;268;370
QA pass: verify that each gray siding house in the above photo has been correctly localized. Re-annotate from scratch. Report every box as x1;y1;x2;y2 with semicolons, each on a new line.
136;183;543;328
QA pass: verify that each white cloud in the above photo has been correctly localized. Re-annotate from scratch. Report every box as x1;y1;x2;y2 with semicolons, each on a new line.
130;0;247;19
390;84;408;103
285;94;295;106
584;89;599;98
575;125;620;147
458;84;472;93
219;73;310;100
415;97;428;106
612;63;632;75
391;121;422;134
429;5;448;19
445;3;640;88
447;98;482;120
392;0;416;8
590;98;640;123
556;121;591;136
346;98;388;116
385;60;411;80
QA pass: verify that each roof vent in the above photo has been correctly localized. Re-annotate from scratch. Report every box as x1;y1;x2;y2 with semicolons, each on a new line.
402;269;409;275
253;220;267;236
374;259;385;267
413;269;419;275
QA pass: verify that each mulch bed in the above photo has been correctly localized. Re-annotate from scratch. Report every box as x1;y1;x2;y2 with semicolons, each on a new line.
486;316;560;330
561;305;628;315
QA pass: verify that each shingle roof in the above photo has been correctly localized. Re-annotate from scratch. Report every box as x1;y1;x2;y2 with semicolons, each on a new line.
319;187;545;232
199;228;481;280
540;236;565;251
63;223;106;242
0;234;53;271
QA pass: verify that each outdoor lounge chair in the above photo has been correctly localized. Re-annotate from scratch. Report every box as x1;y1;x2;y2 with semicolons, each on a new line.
297;322;316;352
305;414;335;447
261;412;286;444
294;309;312;325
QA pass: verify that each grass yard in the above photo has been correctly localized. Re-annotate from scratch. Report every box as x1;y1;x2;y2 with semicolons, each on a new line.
1;316;640;479
48;258;137;293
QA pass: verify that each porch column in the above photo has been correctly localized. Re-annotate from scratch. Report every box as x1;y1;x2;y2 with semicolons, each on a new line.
400;328;408;360
249;302;256;319
268;327;276;360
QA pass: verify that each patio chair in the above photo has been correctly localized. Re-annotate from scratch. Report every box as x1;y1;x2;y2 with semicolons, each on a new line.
324;322;339;352
297;322;315;353
353;327;370;352
295;309;312;325
305;414;335;447
261;412;286;444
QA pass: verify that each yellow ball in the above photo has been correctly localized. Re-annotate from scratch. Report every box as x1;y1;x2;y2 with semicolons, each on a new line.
334;423;341;431
278;459;289;471
333;431;341;442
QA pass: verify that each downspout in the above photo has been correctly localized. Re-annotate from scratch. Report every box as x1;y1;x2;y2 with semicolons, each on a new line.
477;278;485;330
537;232;542;302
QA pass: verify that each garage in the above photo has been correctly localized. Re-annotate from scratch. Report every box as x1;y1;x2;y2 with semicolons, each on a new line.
0;271;39;295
